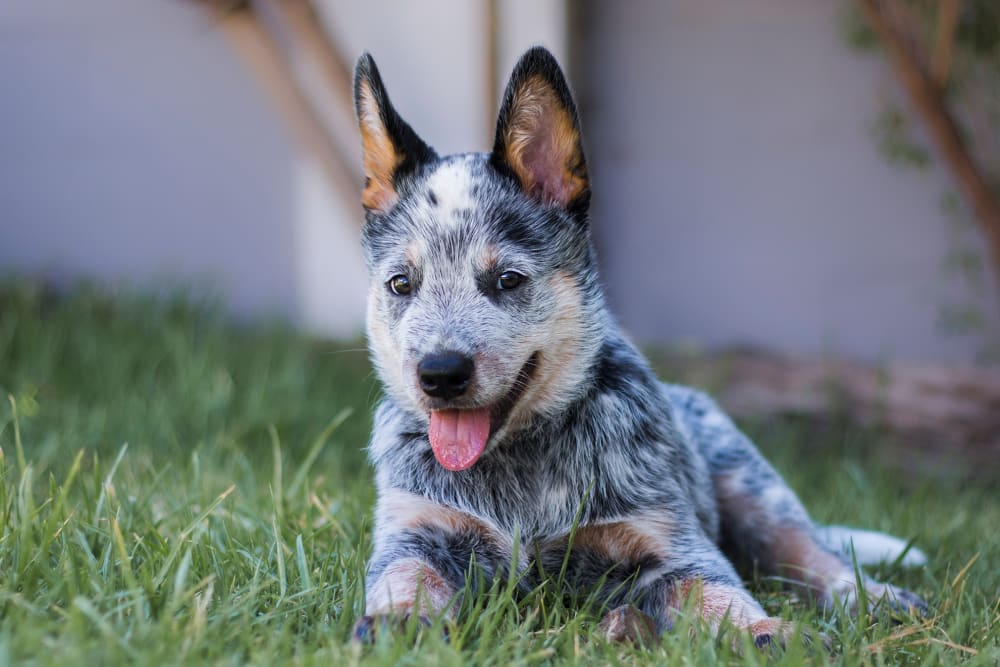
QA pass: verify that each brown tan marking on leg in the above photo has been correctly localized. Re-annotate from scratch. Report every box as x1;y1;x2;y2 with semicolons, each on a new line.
714;467;924;620
667;577;798;648
714;470;850;597
772;530;925;614
365;491;510;619
544;516;672;643
359;491;513;640
375;488;515;556
769;525;856;599
765;525;925;615
569;519;667;562
670;578;769;630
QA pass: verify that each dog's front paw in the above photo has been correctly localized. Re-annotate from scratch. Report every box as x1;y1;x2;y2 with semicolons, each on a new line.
351;613;434;643
598;605;658;645
748;618;830;653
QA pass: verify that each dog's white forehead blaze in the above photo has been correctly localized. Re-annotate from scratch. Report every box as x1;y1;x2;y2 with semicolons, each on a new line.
423;159;476;228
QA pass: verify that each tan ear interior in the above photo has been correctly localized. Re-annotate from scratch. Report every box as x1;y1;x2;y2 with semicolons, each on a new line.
502;76;587;208
357;79;402;212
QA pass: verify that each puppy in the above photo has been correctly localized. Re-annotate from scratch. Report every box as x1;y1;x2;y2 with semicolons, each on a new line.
350;46;926;646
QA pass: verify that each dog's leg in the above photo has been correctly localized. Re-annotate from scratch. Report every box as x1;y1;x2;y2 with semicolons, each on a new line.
636;569;798;648
354;489;513;641
667;386;926;615
714;467;926;615
559;519;795;646
667;578;797;648
353;557;455;643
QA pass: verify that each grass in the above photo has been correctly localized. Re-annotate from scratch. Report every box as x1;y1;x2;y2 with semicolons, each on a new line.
0;281;997;666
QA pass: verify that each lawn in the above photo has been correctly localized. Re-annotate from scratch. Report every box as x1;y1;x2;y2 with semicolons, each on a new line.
0;282;997;666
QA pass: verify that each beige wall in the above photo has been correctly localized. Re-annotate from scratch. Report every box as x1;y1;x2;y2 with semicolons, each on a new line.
0;0;567;338
578;0;998;364
0;0;306;322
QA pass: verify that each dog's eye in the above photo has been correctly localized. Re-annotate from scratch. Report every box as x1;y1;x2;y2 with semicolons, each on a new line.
496;271;525;291
388;274;412;295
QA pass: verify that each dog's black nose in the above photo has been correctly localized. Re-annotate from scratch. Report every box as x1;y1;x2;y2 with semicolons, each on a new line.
418;351;474;400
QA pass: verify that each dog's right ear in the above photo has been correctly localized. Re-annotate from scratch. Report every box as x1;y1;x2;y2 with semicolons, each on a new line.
490;47;590;215
353;53;436;214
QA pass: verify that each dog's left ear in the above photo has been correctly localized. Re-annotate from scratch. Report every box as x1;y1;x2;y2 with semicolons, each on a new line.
490;47;590;214
354;53;437;214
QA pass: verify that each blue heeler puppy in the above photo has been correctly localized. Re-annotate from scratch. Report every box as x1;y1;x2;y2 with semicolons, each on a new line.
351;46;927;647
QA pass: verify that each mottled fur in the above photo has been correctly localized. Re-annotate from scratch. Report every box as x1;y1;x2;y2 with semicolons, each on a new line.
351;47;926;646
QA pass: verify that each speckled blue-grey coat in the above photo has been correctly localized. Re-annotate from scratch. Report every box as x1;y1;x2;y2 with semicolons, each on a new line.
351;47;926;646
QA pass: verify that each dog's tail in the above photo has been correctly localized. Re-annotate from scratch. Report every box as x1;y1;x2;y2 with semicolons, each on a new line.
817;525;928;567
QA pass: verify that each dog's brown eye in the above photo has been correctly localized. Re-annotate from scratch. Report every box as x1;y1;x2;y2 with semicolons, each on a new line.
388;274;412;295
497;271;524;290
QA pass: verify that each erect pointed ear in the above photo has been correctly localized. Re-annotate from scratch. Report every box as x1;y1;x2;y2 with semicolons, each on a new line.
353;53;436;213
490;47;590;214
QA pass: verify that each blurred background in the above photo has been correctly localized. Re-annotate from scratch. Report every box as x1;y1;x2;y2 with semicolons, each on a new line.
2;8;998;662
2;0;998;456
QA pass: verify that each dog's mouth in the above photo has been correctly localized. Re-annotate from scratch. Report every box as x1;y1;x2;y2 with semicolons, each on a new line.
427;352;539;472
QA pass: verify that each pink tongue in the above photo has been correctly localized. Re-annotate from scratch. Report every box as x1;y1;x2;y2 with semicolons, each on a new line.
428;409;491;471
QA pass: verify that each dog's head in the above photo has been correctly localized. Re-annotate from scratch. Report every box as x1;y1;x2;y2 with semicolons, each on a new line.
354;47;604;471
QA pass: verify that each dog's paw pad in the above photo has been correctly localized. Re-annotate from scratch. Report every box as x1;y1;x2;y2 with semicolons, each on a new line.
352;615;378;644
748;619;831;653
351;613;436;644
598;605;658;645
749;619;787;651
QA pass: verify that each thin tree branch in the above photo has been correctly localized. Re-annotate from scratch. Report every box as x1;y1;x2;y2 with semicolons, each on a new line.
931;0;963;88
219;9;360;210
259;0;363;186
859;0;1000;301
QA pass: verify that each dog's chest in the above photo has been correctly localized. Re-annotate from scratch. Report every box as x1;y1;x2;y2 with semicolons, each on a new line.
404;435;661;543
437;449;592;539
